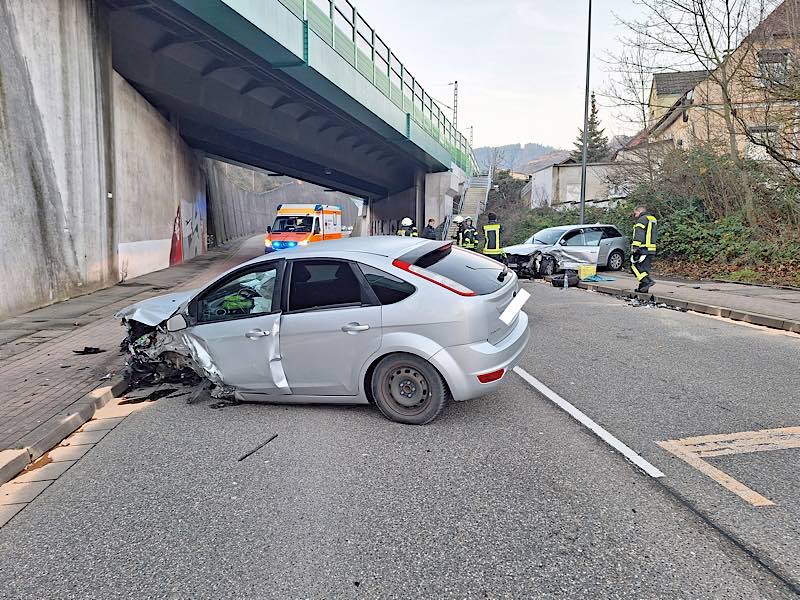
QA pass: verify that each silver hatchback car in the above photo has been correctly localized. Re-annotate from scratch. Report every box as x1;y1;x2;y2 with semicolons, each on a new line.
116;236;530;425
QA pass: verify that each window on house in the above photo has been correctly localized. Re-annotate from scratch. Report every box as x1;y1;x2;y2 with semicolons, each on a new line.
756;50;789;86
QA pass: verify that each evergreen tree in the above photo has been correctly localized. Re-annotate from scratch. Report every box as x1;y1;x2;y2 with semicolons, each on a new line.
571;93;610;163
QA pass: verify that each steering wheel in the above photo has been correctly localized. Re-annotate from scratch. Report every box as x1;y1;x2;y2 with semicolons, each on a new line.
236;287;259;299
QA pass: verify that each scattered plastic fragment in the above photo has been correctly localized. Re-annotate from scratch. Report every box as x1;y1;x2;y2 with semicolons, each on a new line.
73;346;105;355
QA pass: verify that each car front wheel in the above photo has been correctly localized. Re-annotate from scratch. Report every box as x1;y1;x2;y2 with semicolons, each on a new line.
539;254;556;276
607;250;624;271
371;353;451;425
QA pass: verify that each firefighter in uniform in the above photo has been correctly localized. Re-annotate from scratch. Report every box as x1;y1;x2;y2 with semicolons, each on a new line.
482;213;503;260
451;215;465;244
461;217;478;251
630;206;658;293
397;217;419;237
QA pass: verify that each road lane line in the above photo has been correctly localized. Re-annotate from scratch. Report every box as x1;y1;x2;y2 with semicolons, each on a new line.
512;366;665;478
655;427;800;507
656;440;775;507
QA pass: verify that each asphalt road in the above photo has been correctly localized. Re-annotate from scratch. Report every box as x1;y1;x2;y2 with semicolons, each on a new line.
0;282;798;599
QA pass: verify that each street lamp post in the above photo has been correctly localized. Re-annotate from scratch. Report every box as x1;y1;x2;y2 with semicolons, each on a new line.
579;0;592;225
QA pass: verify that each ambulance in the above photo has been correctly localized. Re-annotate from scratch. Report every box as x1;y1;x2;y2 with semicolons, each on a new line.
265;204;343;253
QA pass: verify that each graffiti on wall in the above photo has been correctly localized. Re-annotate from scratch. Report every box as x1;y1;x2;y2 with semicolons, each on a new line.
181;193;207;260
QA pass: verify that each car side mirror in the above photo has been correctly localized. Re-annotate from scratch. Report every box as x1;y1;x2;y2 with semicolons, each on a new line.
559;239;567;246
266;226;272;234
165;313;188;332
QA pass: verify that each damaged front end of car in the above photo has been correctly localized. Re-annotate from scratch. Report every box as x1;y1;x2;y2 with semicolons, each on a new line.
115;294;233;401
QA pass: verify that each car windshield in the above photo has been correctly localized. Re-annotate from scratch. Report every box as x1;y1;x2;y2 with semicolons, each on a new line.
531;228;564;245
272;216;314;233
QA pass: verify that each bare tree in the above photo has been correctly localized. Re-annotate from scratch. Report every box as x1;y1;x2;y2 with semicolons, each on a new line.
734;0;800;180
481;146;507;177
617;0;779;163
601;33;668;184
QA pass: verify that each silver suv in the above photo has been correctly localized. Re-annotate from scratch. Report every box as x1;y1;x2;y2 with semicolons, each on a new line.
503;224;629;277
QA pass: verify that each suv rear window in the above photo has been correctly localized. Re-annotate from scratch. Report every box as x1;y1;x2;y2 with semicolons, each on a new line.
400;244;508;295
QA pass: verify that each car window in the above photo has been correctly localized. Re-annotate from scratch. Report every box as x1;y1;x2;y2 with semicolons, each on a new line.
408;245;507;295
532;228;563;245
584;229;603;246
197;266;279;323
358;264;416;305
288;259;365;311
602;226;622;239
561;230;585;246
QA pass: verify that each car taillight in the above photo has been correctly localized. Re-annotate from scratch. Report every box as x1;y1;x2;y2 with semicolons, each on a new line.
392;259;476;296
477;368;505;384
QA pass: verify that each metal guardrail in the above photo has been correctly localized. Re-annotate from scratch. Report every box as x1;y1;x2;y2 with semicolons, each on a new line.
276;0;475;174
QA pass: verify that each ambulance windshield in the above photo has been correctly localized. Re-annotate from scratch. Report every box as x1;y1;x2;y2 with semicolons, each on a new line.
272;216;314;233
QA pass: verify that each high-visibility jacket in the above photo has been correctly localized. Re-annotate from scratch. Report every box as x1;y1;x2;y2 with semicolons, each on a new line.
397;226;418;237
461;226;478;250
482;222;502;255
631;213;658;255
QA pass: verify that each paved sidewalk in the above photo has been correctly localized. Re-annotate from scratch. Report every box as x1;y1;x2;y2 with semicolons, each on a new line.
0;235;264;451
578;272;800;332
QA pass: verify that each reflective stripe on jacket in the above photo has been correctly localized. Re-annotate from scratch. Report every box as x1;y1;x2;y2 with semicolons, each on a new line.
397;227;418;237
461;226;478;249
631;214;658;254
482;223;502;255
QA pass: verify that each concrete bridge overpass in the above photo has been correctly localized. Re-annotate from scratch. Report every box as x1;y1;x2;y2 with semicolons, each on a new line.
106;0;476;204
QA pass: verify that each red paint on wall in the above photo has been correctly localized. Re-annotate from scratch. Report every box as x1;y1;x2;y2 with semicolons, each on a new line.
169;204;183;266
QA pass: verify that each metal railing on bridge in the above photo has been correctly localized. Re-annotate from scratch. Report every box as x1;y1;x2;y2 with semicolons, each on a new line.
277;0;478;174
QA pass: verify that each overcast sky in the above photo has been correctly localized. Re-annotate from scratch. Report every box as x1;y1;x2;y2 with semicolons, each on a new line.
357;0;647;149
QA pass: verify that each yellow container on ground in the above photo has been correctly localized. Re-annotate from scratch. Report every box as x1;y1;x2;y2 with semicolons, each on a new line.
578;265;597;280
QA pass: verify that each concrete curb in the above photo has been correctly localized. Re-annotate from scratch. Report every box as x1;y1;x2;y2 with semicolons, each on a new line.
578;282;800;333
0;378;128;485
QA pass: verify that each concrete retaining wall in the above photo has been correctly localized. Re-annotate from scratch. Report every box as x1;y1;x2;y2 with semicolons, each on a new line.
0;0;114;318
113;74;206;281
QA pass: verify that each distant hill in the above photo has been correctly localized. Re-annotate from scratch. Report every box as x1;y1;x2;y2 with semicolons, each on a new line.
473;143;564;174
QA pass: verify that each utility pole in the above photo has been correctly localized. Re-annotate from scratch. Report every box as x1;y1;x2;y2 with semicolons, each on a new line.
449;81;458;130
579;0;592;225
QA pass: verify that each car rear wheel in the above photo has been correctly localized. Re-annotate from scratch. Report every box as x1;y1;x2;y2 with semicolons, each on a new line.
607;250;624;271
371;353;450;425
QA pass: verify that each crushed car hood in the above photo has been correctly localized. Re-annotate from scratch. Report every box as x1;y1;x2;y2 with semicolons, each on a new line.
114;290;197;326
502;242;552;256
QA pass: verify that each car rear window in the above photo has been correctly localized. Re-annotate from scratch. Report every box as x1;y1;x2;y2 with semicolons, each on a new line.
358;264;416;305
401;244;508;295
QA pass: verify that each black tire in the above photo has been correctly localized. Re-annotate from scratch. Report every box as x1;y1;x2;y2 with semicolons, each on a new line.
370;353;451;425
607;250;624;271
539;254;556;277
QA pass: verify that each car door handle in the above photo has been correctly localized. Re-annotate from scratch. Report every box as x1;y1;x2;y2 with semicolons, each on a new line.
341;322;369;333
245;329;270;339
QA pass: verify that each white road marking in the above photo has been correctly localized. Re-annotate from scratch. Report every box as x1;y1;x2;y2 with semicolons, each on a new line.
513;366;665;478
